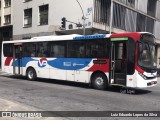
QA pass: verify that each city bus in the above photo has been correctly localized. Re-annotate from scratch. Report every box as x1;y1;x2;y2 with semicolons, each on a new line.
1;32;157;90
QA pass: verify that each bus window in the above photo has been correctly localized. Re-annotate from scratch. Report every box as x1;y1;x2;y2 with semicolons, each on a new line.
3;43;13;57
37;42;50;57
127;38;135;75
23;43;36;57
50;42;66;58
86;39;108;58
67;41;85;58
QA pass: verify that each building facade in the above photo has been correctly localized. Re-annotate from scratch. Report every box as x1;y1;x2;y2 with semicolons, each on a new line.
12;0;160;39
0;0;12;67
13;0;93;39
0;0;12;41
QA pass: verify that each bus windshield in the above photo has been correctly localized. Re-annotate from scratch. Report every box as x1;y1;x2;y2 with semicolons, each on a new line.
138;42;156;69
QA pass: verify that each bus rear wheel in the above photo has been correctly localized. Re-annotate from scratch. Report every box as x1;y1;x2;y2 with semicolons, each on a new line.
26;68;36;80
91;73;108;90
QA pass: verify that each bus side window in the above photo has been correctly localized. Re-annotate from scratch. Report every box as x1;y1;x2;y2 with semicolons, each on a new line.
86;39;108;58
78;45;85;57
3;43;13;57
37;42;49;57
24;43;36;57
37;50;43;57
50;42;66;58
67;41;85;58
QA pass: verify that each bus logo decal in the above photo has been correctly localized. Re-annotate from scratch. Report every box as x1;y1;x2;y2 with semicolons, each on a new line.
72;63;84;66
38;58;48;68
63;62;72;66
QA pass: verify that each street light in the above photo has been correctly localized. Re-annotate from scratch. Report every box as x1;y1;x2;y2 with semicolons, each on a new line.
76;0;86;35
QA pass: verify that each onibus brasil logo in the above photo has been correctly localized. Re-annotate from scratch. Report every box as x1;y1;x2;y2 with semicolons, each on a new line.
38;58;48;67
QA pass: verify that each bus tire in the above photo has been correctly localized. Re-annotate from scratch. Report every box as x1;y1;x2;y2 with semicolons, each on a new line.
91;73;108;90
26;68;37;81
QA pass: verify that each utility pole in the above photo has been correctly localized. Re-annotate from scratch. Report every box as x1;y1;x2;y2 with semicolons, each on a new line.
109;0;114;34
76;0;86;35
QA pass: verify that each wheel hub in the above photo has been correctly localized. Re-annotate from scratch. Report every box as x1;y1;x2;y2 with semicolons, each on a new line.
28;71;33;79
95;77;104;85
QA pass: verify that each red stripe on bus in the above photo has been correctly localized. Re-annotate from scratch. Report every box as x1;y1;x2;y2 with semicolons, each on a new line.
5;57;13;66
135;66;144;74
87;59;109;72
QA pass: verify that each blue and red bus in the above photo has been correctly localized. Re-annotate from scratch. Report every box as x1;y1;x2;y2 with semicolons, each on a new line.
1;32;157;90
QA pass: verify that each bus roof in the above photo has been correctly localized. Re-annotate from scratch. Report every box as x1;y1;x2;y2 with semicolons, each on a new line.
2;32;154;44
2;34;82;44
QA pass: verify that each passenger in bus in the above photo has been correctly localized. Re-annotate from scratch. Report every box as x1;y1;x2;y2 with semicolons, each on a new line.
78;46;85;57
37;50;43;57
44;50;49;57
30;50;35;57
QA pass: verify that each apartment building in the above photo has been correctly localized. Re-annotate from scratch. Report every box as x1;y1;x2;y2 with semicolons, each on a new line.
13;0;93;40
0;0;12;42
12;0;160;38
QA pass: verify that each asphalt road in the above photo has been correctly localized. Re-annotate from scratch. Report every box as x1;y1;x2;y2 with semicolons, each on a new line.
0;75;160;120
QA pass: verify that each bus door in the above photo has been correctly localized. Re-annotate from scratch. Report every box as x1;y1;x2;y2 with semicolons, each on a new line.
110;38;128;86
13;43;23;75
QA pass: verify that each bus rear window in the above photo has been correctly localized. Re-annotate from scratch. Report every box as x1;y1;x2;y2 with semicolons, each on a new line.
3;43;13;57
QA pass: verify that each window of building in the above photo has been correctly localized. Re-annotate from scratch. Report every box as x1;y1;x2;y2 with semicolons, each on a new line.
4;14;11;25
146;17;154;33
136;13;154;33
0;1;1;9
24;0;32;2
94;0;111;25
39;4;49;25
24;8;32;27
116;0;135;8
4;0;11;7
147;0;157;17
112;3;126;30
126;0;135;8
2;31;10;41
136;13;145;32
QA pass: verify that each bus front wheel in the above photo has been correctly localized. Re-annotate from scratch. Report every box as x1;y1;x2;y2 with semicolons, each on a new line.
91;73;108;90
26;68;37;80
